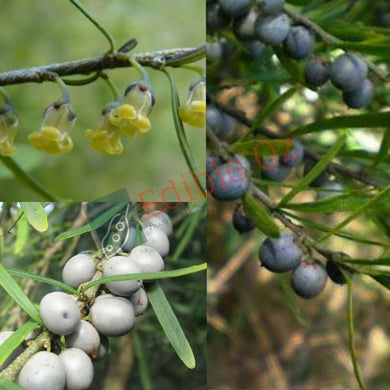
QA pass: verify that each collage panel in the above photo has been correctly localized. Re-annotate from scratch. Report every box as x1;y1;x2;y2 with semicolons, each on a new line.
0;0;205;202
0;201;206;389
207;0;390;389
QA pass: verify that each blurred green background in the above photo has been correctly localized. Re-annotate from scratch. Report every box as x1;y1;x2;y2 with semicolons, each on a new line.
0;0;205;201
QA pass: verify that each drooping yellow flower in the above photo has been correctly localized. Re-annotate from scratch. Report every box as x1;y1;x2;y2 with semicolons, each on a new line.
0;105;18;156
109;81;154;137
178;78;206;129
29;102;75;154
85;106;124;155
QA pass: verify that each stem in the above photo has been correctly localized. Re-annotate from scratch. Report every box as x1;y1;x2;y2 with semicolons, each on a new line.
0;156;58;201
284;6;387;81
44;73;71;103
0;330;51;381
0;46;205;87
181;65;204;76
62;71;102;86
128;57;151;83
69;0;115;53
101;73;120;101
346;276;366;390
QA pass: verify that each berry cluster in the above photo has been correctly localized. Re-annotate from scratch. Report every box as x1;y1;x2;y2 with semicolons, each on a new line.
207;0;374;109
9;210;173;390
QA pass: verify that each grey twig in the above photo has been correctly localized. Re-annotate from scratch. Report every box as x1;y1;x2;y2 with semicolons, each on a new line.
0;46;205;86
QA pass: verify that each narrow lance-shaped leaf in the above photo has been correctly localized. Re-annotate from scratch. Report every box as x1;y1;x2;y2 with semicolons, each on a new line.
0;377;25;390
278;134;346;207
315;184;390;244
19;202;48;232
81;263;207;292
0;265;42;325
283;194;369;213
251;87;297;130
133;330;153;390
147;281;196;369
0;320;38;366
14;214;29;255
162;69;205;194
373;128;390;167
242;191;280;238
8;268;80;296
55;202;128;241
289;112;390;136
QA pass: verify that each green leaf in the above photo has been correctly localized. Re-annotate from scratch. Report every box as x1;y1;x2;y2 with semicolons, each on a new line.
14;215;29;255
0;155;57;201
172;202;205;261
133;330;153;390
147;281;196;369
0;320;37;366
273;46;303;82
251;87;297;129
0;377;25;390
374;128;390;167
0;265;42;325
242;192;280;237
81;263;207;292
334;41;390;58
315;184;390;244
162;69;205;194
282;210;389;247
342;258;390;266
55;203;128;241
289;112;390;136
7;269;80;296
278;274;307;327
278;134;346;207
283;194;369;213
228;138;294;158
19;203;48;232
371;275;390;291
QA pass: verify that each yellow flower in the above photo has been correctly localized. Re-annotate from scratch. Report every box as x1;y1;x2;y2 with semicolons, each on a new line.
0;105;18;156
178;78;206;129
85;106;124;155
29;102;75;154
109;81;154;137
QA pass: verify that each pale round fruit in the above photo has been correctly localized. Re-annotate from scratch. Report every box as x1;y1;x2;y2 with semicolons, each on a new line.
128;245;165;274
39;292;81;335
122;225;136;252
59;348;93;390
18;351;66;390
141;211;173;236
93;334;109;361
129;287;149;316
65;320;100;357
0;331;23;370
103;256;143;296
62;253;96;289
90;297;135;336
142;226;170;257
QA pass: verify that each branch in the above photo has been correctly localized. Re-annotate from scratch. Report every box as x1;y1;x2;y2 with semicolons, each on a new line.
213;102;384;188
284;7;388;82
0;46;205;86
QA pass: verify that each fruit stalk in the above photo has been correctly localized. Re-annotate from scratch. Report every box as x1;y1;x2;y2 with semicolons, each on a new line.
0;330;51;382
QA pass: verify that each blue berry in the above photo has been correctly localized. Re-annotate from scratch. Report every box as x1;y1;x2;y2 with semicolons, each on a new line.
259;232;302;272
255;13;291;45
291;260;328;298
284;26;314;60
343;78;374;109
304;57;330;87
210;160;249;201
262;155;292;181
330;53;368;92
